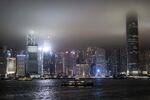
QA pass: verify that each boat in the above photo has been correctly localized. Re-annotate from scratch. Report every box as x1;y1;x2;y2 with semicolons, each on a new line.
18;77;32;81
61;80;94;87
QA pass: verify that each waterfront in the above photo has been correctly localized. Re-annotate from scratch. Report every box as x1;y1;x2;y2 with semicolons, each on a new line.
0;79;150;100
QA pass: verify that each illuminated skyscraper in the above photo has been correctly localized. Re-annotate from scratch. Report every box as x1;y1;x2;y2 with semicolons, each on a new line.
126;11;139;75
55;52;64;75
26;31;38;74
63;50;75;76
6;57;16;75
16;51;27;76
94;48;106;77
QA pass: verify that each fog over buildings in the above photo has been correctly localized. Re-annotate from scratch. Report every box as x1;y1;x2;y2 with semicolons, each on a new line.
0;0;150;50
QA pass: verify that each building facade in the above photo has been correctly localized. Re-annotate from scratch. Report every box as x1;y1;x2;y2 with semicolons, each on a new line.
126;11;139;75
6;57;16;75
16;52;27;76
0;47;6;77
26;32;38;74
55;52;64;75
139;49;150;75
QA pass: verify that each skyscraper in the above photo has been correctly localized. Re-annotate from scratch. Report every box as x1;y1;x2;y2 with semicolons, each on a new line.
63;50;75;76
43;52;55;75
26;31;38;74
0;47;6;77
126;11;139;75
106;49;120;76
16;51;27;76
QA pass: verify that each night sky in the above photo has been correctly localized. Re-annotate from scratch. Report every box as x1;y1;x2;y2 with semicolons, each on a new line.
0;0;150;50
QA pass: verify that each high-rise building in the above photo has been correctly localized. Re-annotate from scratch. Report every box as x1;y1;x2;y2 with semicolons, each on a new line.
6;57;16;75
74;64;90;78
39;39;55;76
63;50;75;76
107;49;120;75
126;11;139;75
55;52;64;75
139;49;150;75
43;52;55;75
0;47;6;77
119;48;127;74
4;49;17;78
16;51;27;76
26;31;38;74
94;48;106;77
107;48;127;76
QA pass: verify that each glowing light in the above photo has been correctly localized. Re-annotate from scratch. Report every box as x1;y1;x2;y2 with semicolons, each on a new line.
65;51;69;54
97;69;100;73
43;46;51;52
38;43;52;54
142;71;148;74
7;52;11;57
17;55;26;57
71;51;75;55
29;30;34;34
38;47;43;51
127;70;129;75
7;71;15;74
132;71;138;74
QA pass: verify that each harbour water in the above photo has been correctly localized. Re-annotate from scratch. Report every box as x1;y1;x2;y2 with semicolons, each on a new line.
0;79;150;100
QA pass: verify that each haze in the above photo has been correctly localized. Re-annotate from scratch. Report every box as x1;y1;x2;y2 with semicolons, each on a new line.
0;0;150;50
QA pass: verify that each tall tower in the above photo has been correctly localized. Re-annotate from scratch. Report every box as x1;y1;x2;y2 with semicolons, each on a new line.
26;31;38;74
126;11;139;75
42;39;55;76
26;30;37;46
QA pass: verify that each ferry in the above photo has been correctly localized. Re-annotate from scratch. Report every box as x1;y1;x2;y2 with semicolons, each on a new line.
18;77;32;81
61;80;94;87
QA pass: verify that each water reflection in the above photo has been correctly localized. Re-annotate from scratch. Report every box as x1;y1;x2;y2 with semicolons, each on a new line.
0;79;150;100
32;80;57;100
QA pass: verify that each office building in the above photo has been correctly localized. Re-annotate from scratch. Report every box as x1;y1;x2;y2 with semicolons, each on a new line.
126;11;139;75
26;31;38;74
0;47;6;77
6;57;16;75
16;51;27;76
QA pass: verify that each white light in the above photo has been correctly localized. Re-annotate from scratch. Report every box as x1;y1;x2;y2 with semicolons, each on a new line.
38;47;43;51
39;41;52;53
65;51;69;54
29;30;34;34
17;55;26;57
71;51;75;55
8;53;11;56
97;69;100;73
43;46;51;52
7;71;15;74
127;70;129;75
142;71;148;74
132;71;138;74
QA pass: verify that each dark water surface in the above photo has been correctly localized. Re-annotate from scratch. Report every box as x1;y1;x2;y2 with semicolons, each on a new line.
0;79;150;100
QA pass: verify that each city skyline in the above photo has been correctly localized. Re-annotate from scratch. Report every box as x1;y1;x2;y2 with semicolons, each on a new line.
1;1;150;100
1;0;150;50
